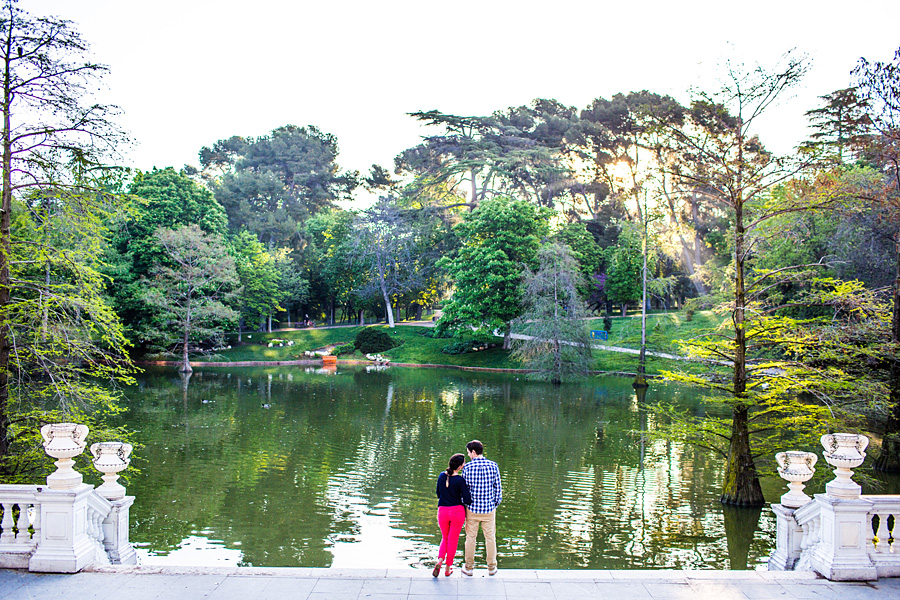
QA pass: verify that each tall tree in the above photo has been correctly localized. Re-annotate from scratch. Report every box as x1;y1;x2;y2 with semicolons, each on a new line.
802;87;871;164
107;167;228;340
661;54;827;505
437;197;551;347
852;47;900;470
230;230;282;333
142;225;239;373
349;198;429;327
511;243;593;383
0;0;133;470
200;125;358;248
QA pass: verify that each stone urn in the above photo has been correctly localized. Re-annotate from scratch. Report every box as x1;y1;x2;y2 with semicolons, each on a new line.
821;433;868;498
41;422;89;490
90;441;133;500
775;450;817;507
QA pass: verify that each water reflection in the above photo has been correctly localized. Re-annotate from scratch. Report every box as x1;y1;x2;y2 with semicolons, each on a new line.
116;367;779;569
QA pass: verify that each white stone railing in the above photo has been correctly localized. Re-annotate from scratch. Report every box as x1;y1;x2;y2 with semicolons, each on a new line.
769;433;900;581
864;495;900;577
0;485;40;568
0;423;136;572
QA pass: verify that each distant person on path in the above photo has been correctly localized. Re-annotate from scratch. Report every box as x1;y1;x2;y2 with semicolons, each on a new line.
433;453;471;577
461;439;502;576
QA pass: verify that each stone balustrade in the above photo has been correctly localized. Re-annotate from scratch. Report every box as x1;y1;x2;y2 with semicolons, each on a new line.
0;423;136;572
769;433;900;581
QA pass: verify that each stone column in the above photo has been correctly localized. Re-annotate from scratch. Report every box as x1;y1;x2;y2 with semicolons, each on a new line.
809;494;877;581
91;440;137;565
29;484;98;573
769;504;803;571
102;496;137;565
808;433;877;581
28;423;97;573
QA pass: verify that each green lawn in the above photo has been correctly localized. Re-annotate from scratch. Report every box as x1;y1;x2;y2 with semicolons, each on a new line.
587;310;727;354
190;319;728;378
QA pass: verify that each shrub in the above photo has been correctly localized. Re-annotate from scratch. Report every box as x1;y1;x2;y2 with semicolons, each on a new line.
603;315;613;332
354;327;397;354
333;342;356;356
441;338;496;355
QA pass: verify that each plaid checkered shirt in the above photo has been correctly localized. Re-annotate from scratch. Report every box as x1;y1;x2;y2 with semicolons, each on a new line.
461;456;502;514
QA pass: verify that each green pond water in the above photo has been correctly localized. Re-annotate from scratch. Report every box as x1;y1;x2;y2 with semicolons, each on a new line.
109;365;884;570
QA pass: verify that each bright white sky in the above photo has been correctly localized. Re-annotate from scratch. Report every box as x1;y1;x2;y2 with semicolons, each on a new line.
24;0;900;205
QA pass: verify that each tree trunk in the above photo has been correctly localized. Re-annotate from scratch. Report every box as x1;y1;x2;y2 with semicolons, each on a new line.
722;195;763;506
720;405;763;506
502;326;512;350
181;330;193;373
383;289;395;328
621;303;627;317
0;37;12;460
359;310;364;326
267;313;272;333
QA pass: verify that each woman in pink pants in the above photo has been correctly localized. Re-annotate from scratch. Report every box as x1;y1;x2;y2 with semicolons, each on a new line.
433;453;472;577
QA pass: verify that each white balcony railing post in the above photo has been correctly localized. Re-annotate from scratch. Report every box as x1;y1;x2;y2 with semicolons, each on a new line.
91;441;137;565
28;423;99;573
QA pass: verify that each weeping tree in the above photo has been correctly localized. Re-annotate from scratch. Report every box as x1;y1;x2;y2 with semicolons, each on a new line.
511;243;593;383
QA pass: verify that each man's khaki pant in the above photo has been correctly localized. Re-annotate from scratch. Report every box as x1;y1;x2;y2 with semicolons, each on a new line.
464;508;497;570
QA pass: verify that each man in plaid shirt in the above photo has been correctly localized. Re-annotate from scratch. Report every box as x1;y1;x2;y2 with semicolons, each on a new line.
460;439;502;576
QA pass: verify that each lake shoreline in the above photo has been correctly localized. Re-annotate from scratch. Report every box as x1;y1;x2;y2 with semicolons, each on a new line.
134;358;649;378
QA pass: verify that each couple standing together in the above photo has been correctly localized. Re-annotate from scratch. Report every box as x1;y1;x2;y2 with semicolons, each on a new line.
433;440;502;577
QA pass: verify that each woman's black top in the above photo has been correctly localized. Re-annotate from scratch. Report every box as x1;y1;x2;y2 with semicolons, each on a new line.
435;472;472;507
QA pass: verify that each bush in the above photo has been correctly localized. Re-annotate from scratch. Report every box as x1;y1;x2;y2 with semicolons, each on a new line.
333;342;356;356
441;338;496;355
354;327;397;354
603;315;613;332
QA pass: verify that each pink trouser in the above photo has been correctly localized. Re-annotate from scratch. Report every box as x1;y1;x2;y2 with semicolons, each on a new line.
437;505;466;567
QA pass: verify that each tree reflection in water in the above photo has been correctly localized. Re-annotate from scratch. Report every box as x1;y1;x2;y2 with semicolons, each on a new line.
116;366;782;569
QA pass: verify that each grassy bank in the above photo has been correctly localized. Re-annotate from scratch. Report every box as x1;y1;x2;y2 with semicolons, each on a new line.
184;314;728;378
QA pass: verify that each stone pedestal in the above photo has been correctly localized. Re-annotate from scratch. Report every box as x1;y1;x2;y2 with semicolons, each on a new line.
28;484;98;573
102;496;136;565
809;493;877;581
768;504;802;571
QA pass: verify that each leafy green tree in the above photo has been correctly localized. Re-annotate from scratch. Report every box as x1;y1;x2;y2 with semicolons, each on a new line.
398;106;576;208
273;249;310;327
200;125;358;247
142;225;239;373
604;227;643;316
305;210;363;325
555;221;604;301
230;230;281;333
0;0;134;476
438;197;551;347
511;243;593;383
108;167;228;339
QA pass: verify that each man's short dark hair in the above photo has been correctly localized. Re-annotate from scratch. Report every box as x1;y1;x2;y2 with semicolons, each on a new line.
466;440;484;455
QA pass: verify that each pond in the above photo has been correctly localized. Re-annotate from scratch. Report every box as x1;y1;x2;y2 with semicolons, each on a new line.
112;365;821;570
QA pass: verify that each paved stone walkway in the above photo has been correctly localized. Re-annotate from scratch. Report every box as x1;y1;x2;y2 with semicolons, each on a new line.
2;566;898;600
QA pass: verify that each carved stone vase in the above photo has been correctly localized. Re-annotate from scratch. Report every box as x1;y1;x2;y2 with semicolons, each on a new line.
41;422;89;490
90;441;133;500
775;450;817;507
821;433;868;498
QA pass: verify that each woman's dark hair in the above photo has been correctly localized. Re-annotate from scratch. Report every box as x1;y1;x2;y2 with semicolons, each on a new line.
445;453;465;486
